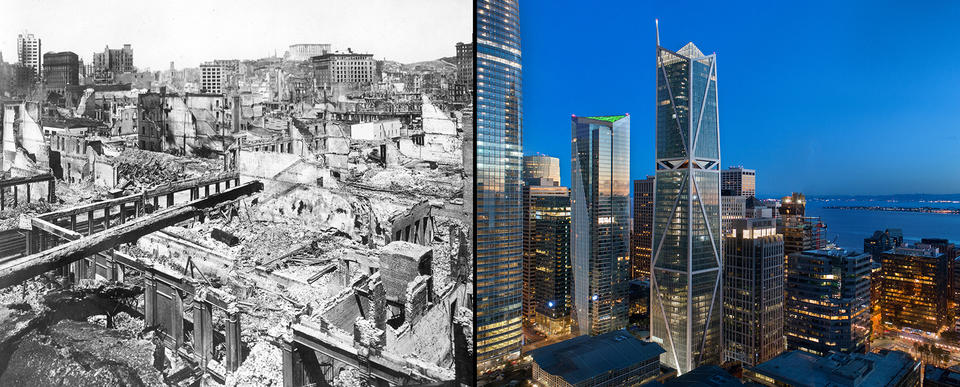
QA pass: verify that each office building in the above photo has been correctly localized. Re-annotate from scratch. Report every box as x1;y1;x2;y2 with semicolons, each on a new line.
870;261;883;339
721;195;746;232
522;179;571;336
200;63;224;94
286;43;331;61
530;330;664;387
42;52;79;91
455;42;474;101
312;51;377;86
879;245;948;333
920;238;959;306
779;192;806;216
632;176;655;280
652;365;744;386
864;229;904;260
571;114;630;336
629;279;650;329
651;41;722;374
721;166;755;197
17;32;41;80
723;217;785;366
924;365;960;387
92;44;134;77
476;0;523;370
522;154;560;185
784;248;871;356
744;350;921;387
780;216;825;257
777;194;825;256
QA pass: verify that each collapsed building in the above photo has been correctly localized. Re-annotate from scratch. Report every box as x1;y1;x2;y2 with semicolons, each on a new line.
0;87;474;386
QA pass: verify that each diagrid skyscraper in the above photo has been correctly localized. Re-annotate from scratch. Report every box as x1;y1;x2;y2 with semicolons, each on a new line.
571;115;631;336
476;0;524;370
650;39;722;374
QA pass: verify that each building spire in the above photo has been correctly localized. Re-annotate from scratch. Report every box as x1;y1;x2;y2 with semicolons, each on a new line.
655;19;661;46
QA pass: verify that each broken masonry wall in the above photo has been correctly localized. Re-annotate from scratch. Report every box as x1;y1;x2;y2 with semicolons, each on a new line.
379;241;432;305
20;101;46;159
403;275;430;326
350;119;401;141
237;151;337;189
322;137;350;155
390;282;469;367
136;231;234;281
324;290;363;332
49;134;93;184
249;185;360;238
3;104;17;171
92;157;117;188
389;200;433;246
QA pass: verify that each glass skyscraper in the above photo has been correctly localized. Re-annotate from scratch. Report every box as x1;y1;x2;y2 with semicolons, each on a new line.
650;42;722;374
476;0;524;370
570;115;631;336
522;181;571;337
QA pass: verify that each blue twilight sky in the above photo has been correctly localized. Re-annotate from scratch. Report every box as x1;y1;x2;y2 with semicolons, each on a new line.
520;1;960;198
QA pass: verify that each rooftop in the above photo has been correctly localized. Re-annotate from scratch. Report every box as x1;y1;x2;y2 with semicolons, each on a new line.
748;350;918;387
677;42;705;58
925;365;960;386
888;245;943;258
529;329;664;385
581;115;627;123
645;365;743;386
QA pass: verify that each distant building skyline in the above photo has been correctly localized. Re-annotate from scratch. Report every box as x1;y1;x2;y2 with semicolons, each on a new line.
3;0;470;70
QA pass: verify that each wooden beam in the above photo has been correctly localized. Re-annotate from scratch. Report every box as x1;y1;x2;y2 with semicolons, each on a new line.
30;219;82;242
0;181;263;289
0;174;54;189
39;194;142;220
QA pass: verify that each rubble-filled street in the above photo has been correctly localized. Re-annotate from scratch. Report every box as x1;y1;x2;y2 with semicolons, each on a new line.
0;5;474;383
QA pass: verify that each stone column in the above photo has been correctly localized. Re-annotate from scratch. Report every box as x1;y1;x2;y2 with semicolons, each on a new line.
171;288;184;349
225;310;242;372
193;299;213;368
282;341;303;387
144;272;157;327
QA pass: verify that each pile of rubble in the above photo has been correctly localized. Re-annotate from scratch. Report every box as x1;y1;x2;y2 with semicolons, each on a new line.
113;149;223;189
225;341;283;387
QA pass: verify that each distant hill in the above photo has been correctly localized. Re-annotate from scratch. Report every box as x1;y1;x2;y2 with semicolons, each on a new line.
808;193;960;201
401;58;456;72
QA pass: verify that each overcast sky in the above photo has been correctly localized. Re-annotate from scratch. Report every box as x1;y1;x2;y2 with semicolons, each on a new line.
2;0;470;71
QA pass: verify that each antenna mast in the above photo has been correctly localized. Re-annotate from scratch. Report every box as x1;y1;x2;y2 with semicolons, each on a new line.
655;19;661;46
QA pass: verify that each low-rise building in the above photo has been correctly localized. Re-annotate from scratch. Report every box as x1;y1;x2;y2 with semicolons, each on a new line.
530;330;664;387
924;365;960;387
743;350;920;387
313;51;377;87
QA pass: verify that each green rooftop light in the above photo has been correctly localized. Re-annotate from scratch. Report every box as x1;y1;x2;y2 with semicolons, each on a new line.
582;115;627;123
